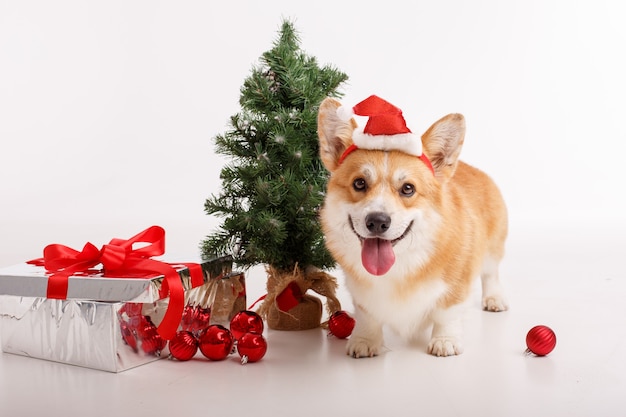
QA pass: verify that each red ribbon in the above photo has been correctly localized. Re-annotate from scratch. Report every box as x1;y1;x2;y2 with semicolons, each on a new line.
275;281;303;312
26;226;202;340
246;280;303;312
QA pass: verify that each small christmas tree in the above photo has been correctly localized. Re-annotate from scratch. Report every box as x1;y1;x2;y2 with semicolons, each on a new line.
201;19;348;330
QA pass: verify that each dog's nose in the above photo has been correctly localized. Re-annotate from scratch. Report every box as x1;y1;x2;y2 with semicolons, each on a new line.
365;212;391;235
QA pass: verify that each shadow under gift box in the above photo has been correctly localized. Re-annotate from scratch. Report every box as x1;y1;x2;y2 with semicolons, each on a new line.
0;256;246;372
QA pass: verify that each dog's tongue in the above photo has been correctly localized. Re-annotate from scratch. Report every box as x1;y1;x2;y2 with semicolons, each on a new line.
361;238;395;276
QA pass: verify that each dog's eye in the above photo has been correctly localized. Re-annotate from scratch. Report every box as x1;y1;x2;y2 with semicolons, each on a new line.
400;183;415;197
353;178;367;191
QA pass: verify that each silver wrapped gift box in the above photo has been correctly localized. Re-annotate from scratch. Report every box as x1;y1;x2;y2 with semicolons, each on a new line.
0;256;245;372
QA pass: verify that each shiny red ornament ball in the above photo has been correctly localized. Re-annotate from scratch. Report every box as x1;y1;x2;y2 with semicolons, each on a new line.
120;321;138;352
181;305;212;335
237;332;267;364
525;325;557;356
137;319;166;355
119;302;143;318
180;304;196;331
328;310;356;339
168;330;198;361
120;313;166;355
230;310;264;340
192;307;212;333
198;325;235;361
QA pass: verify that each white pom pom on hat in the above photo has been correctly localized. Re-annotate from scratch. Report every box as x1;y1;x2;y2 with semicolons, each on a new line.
336;105;354;122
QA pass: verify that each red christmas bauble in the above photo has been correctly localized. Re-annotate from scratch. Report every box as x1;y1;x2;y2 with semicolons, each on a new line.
237;332;267;364
120;321;138;352
230;310;264;340
328;310;355;339
181;305;212;335
169;330;198;361
137;319;166;355
198;325;235;361
119;302;143;318
525;325;557;356
180;304;196;331
192;306;212;333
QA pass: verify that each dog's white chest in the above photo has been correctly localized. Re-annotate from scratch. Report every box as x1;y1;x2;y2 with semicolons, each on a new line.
346;275;448;338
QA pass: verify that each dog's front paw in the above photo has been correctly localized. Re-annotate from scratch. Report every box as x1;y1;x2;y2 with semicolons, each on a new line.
482;295;509;312
427;337;464;357
346;336;382;358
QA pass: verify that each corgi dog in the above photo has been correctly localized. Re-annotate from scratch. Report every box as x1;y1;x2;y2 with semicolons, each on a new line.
317;95;508;357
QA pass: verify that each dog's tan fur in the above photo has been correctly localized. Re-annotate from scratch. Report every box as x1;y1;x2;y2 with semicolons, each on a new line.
317;97;508;357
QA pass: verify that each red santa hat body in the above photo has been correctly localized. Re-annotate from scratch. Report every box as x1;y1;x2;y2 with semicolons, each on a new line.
336;95;433;173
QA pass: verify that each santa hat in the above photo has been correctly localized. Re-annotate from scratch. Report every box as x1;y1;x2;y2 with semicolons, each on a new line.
337;95;433;173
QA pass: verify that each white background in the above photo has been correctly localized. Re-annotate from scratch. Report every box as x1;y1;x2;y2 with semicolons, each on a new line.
2;2;626;416
1;0;625;267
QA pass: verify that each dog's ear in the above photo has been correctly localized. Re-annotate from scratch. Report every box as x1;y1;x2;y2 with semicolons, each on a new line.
317;97;357;172
421;113;466;181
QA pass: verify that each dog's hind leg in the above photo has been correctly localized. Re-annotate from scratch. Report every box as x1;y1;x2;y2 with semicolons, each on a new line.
480;255;508;312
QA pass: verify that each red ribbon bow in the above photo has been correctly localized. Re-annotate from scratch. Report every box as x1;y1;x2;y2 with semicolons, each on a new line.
27;226;203;340
275;281;303;312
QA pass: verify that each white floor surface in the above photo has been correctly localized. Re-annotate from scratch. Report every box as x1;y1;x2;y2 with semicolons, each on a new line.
1;223;625;417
